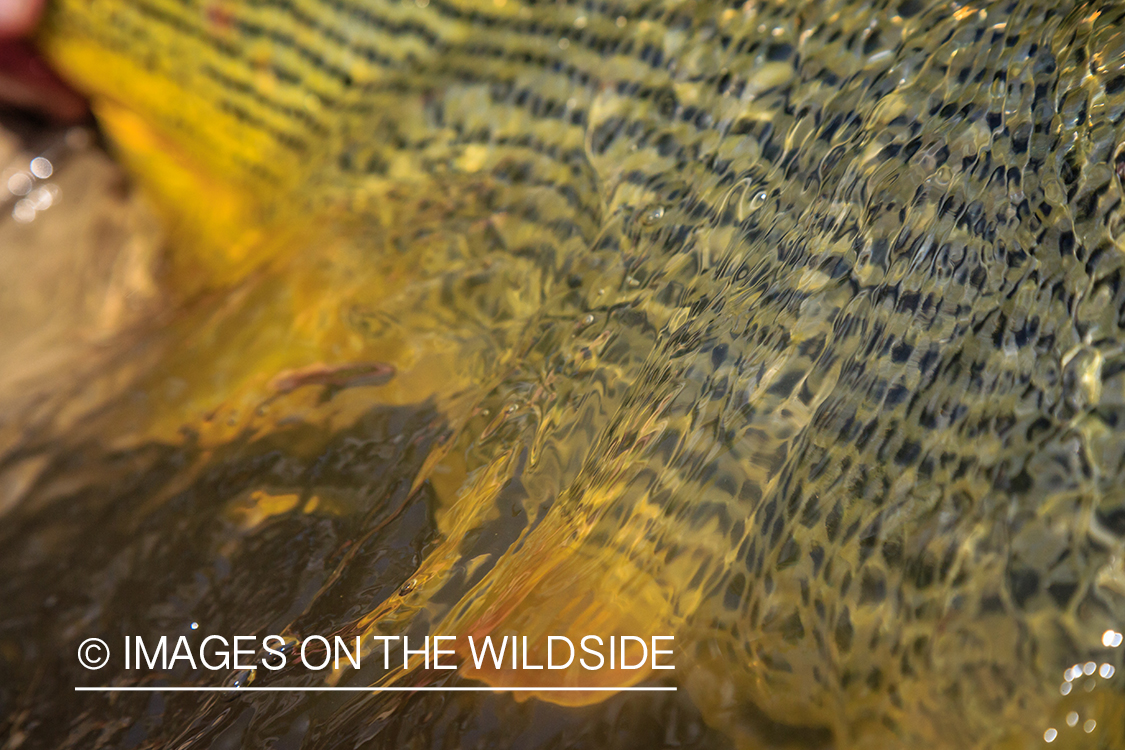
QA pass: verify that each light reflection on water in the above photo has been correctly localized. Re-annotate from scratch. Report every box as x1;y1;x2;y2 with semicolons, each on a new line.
3;0;1125;747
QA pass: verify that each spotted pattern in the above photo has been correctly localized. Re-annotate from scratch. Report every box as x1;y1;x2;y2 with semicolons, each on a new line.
37;0;1125;747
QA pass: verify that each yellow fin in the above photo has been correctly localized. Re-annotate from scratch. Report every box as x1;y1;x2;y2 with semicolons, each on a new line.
453;544;676;706
38;31;304;287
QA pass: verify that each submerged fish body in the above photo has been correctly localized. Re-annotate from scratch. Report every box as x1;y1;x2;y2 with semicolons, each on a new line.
17;0;1125;747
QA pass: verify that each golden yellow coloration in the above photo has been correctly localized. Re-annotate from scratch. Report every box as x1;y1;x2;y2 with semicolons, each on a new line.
20;0;1125;748
40;35;294;283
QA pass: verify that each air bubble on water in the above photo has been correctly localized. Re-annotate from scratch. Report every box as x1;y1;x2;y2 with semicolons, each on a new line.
931;165;953;188
7;172;32;196
990;78;1006;99
28;186;54;211
1102;630;1123;647
29;157;52;179
12;200;36;224
1060;682;1072;695
1084;720;1096;733
1099;663;1115;678
642;205;665;224
1044;728;1057;742
1084;661;1096;675
738;189;767;221
1067;712;1079;727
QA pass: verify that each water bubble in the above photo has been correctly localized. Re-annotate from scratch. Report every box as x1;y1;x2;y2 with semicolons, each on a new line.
190;622;199;630
989;78;1006;99
228;669;253;690
7;172;32;196
737;189;767;220
931;165;953;188
28;186;54;211
1060;682;1072;695
1044;728;1057;742
1084;661;1096;675
573;15;587;28
29;157;52;179
1084;720;1096;733
1102;630;1123;647
1067;711;1079;727
1099;663;1115;678
12;200;35;224
558;37;570;49
641;205;665;224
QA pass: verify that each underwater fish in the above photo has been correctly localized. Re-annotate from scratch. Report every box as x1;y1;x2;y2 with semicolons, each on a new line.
6;0;1125;747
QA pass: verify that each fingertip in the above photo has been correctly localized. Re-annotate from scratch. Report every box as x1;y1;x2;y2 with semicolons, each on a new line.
0;0;43;39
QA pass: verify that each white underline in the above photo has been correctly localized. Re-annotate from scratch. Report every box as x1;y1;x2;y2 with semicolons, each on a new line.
75;686;675;692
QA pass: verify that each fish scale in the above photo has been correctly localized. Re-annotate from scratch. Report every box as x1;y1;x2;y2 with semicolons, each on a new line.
25;0;1125;747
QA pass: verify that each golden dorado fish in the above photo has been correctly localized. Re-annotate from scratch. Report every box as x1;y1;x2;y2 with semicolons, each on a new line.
1;0;1123;748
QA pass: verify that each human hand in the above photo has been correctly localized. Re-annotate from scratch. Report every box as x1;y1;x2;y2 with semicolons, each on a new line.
0;0;86;120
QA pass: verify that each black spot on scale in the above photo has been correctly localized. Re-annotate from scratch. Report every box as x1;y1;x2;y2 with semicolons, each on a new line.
1007;568;1040;609
724;573;746;610
1047;581;1078;608
768;370;804;398
711;343;728;368
776;538;800;569
1095;506;1125;536
894;440;921;466
859;571;886;604
835;608;854;653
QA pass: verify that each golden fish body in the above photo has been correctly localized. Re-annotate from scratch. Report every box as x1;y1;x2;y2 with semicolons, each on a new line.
22;0;1125;747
